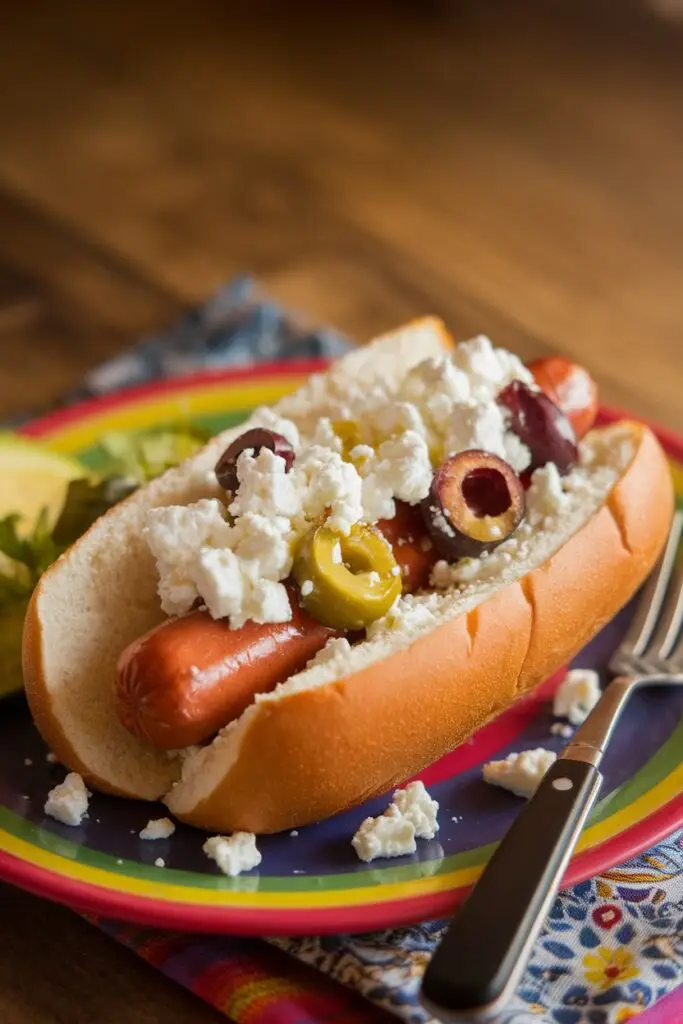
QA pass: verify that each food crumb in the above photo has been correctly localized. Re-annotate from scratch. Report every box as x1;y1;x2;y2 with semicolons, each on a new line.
140;817;176;841
116;859;123;865
24;758;33;767
290;830;299;837
154;857;166;868
550;722;574;739
46;752;58;764
293;869;305;875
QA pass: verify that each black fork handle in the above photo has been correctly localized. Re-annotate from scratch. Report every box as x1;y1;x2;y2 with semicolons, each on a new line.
421;758;602;1020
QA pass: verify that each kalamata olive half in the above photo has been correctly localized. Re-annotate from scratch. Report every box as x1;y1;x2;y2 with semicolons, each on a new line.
421;450;526;560
214;428;295;495
497;379;578;475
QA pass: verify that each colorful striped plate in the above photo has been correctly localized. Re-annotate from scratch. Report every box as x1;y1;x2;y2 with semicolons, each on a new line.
1;362;682;935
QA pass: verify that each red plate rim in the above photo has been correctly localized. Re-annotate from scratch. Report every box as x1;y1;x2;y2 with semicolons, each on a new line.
1;364;682;934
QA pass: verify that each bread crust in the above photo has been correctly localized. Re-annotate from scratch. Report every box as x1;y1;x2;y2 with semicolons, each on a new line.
21;314;673;831
165;422;673;832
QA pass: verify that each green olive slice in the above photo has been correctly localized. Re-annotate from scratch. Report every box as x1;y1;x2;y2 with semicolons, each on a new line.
293;523;402;630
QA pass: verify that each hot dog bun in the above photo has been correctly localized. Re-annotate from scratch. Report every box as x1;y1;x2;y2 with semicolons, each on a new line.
23;320;673;831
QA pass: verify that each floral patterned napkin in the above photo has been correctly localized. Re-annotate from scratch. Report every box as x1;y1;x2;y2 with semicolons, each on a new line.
70;278;683;1024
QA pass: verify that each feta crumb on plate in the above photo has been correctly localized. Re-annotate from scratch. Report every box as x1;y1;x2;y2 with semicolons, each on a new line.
483;748;557;798
203;832;262;877
391;781;439;839
352;811;417;863
352;781;439;862
44;772;90;826
550;722;574;739
154;857;165;868
139;817;176;841
553;669;601;725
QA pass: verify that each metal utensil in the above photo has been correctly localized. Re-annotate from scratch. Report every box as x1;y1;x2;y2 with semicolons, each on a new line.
421;509;683;1022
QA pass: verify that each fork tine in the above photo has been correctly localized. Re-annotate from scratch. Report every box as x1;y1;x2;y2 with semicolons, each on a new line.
643;552;683;669
608;509;683;676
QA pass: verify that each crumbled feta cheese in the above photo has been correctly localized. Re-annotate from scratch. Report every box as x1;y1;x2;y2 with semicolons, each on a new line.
191;546;292;628
294;445;364;536
390;565;401;576
483;748;557;798
399;357;471;420
369;401;428;442
310;417;343;453
352;812;417;862
553;669;601;725
526;463;568;522
290;830;299;837
229;447;300;520
351;781;439;861
140;817;176;841
304;636;352;669
376;431;433;505
203;833;262;876
550;722;574;739
154;857;166;868
44;773;90;826
248;406;301;449
230;512;293;579
391;781;439;839
46;752;58;764
451;335;535;400
24;758;32;767
300;579;314;597
145;499;232;616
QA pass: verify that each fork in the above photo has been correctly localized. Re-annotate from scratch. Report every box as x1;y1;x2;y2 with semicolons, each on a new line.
421;509;683;1022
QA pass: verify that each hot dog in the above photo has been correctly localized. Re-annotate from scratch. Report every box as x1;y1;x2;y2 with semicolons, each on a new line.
23;319;673;830
115;601;340;749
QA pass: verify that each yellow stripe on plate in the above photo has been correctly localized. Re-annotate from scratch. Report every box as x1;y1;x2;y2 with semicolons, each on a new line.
44;380;302;452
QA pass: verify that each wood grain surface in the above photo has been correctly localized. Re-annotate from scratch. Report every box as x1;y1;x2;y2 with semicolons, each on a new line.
1;1;682;1022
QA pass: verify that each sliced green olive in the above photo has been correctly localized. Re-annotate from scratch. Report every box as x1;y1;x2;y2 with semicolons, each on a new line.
332;419;364;462
293;523;402;630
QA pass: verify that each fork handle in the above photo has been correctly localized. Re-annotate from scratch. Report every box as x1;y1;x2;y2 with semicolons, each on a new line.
421;758;602;1021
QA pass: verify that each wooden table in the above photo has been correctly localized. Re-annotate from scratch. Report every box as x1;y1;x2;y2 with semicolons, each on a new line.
1;1;682;1021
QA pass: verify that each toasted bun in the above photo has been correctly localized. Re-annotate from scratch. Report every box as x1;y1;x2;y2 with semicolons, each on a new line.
22;319;452;799
23;318;674;832
164;421;673;832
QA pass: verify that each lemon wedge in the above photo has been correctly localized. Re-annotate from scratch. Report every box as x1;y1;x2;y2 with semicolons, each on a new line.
0;432;84;530
0;433;84;698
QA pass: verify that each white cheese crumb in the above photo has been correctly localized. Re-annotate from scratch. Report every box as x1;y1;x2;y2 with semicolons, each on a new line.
300;580;314;597
352;781;439;861
46;752;58;764
390;565;401;576
550;722;574;739
154;857;166;868
483;749;556;798
248;406;301;449
203;833;262;877
553;669;601;725
144;499;233;616
391;781;439;839
24;758;32;767
139;817;176;841
352;812;417;862
44;773;90;826
116;858;124;865
290;830;299;837
527;463;568;523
